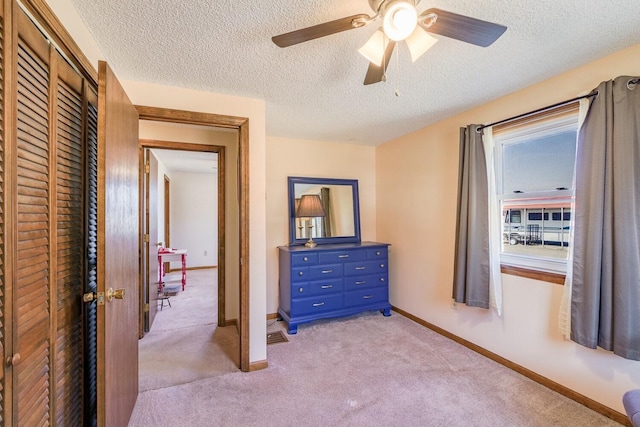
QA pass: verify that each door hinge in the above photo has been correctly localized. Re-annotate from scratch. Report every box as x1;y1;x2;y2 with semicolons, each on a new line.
144;303;150;313
145;162;150;174
144;234;149;243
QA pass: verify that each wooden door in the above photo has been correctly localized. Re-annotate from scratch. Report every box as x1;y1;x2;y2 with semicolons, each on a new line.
145;148;159;330
12;12;53;426
96;61;139;427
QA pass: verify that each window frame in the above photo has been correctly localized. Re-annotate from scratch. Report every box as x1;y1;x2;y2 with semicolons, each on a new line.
493;110;580;275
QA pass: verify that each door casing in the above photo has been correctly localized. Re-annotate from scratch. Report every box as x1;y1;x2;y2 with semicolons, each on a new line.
136;106;250;372
139;142;226;329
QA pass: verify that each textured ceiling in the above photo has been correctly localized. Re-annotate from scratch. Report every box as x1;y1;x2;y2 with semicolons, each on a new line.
69;0;640;146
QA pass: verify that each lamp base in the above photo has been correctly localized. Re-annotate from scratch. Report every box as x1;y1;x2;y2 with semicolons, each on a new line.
305;239;317;248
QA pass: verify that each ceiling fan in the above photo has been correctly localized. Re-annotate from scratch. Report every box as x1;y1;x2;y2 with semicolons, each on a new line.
272;0;507;85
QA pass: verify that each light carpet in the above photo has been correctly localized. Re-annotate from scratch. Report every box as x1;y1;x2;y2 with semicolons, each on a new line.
130;274;621;427
137;268;239;393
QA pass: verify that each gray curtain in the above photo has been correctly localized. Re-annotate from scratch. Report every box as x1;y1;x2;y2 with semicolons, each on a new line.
320;187;333;237
453;125;490;308
571;76;640;360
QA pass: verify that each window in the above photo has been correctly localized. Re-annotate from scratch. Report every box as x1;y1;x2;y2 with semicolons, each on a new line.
493;105;580;273
507;210;521;223
551;212;571;221
527;212;549;221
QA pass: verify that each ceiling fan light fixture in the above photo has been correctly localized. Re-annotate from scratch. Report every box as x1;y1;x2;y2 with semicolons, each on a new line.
382;0;417;41
358;28;388;66
405;27;438;62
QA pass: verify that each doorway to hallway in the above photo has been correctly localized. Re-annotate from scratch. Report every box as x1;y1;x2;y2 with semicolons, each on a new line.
136;106;250;373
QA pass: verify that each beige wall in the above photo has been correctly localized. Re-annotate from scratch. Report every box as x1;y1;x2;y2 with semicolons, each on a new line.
266;137;376;313
376;43;640;413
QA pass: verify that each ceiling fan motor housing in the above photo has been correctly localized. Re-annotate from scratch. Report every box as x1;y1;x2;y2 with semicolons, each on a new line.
368;0;415;13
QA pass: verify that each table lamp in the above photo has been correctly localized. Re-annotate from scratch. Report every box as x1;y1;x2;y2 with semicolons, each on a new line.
295;194;326;248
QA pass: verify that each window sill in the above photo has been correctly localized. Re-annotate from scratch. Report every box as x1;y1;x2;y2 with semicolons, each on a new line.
500;264;566;285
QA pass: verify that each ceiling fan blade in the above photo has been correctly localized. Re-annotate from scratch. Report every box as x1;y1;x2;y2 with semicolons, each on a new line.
272;14;371;48
420;8;506;47
363;40;396;85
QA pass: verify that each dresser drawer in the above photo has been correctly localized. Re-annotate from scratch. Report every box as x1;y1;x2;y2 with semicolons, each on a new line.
318;250;366;264
309;264;342;280
344;260;388;276
291;266;309;282
292;279;343;297
367;247;388;259
345;286;388;307
292;253;318;266
291;294;343;316
344;274;387;291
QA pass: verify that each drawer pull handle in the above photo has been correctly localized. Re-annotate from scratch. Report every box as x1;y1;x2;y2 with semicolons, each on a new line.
338;255;349;258
355;266;366;271
299;287;304;292
303;257;309;262
363;295;373;299
321;269;333;274
321;285;333;289
313;302;325;307
376;251;381;256
298;271;304;276
380;277;385;282
380;264;385;268
355;281;366;285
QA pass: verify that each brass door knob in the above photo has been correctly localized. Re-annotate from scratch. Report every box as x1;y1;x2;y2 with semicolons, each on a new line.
7;353;21;366
107;288;125;302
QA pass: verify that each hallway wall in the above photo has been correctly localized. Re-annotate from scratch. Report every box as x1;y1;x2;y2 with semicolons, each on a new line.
170;170;218;268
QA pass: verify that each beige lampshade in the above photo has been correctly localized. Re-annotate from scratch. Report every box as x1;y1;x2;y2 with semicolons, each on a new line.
295;194;326;218
406;27;438;62
358;28;389;67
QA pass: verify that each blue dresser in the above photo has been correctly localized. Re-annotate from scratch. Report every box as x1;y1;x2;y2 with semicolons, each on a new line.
278;242;391;334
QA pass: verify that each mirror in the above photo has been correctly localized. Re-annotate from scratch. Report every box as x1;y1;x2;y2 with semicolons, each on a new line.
288;176;361;245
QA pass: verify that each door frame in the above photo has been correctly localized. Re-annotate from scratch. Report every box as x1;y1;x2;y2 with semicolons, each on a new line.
140;148;162;334
139;142;226;329
136;106;250;372
163;174;170;274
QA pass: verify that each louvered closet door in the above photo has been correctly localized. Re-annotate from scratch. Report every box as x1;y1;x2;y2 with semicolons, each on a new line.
84;88;99;427
15;10;53;426
54;53;85;426
11;8;89;426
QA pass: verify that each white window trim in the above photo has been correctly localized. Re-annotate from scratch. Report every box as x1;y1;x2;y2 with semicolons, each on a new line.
501;253;568;274
493;113;579;274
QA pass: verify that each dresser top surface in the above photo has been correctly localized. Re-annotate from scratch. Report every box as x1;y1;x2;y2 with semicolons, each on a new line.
278;241;390;253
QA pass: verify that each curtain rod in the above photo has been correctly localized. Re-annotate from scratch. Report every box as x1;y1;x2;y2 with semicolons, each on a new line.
477;90;598;132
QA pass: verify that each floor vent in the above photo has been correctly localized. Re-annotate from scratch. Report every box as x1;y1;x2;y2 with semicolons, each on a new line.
267;331;289;345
